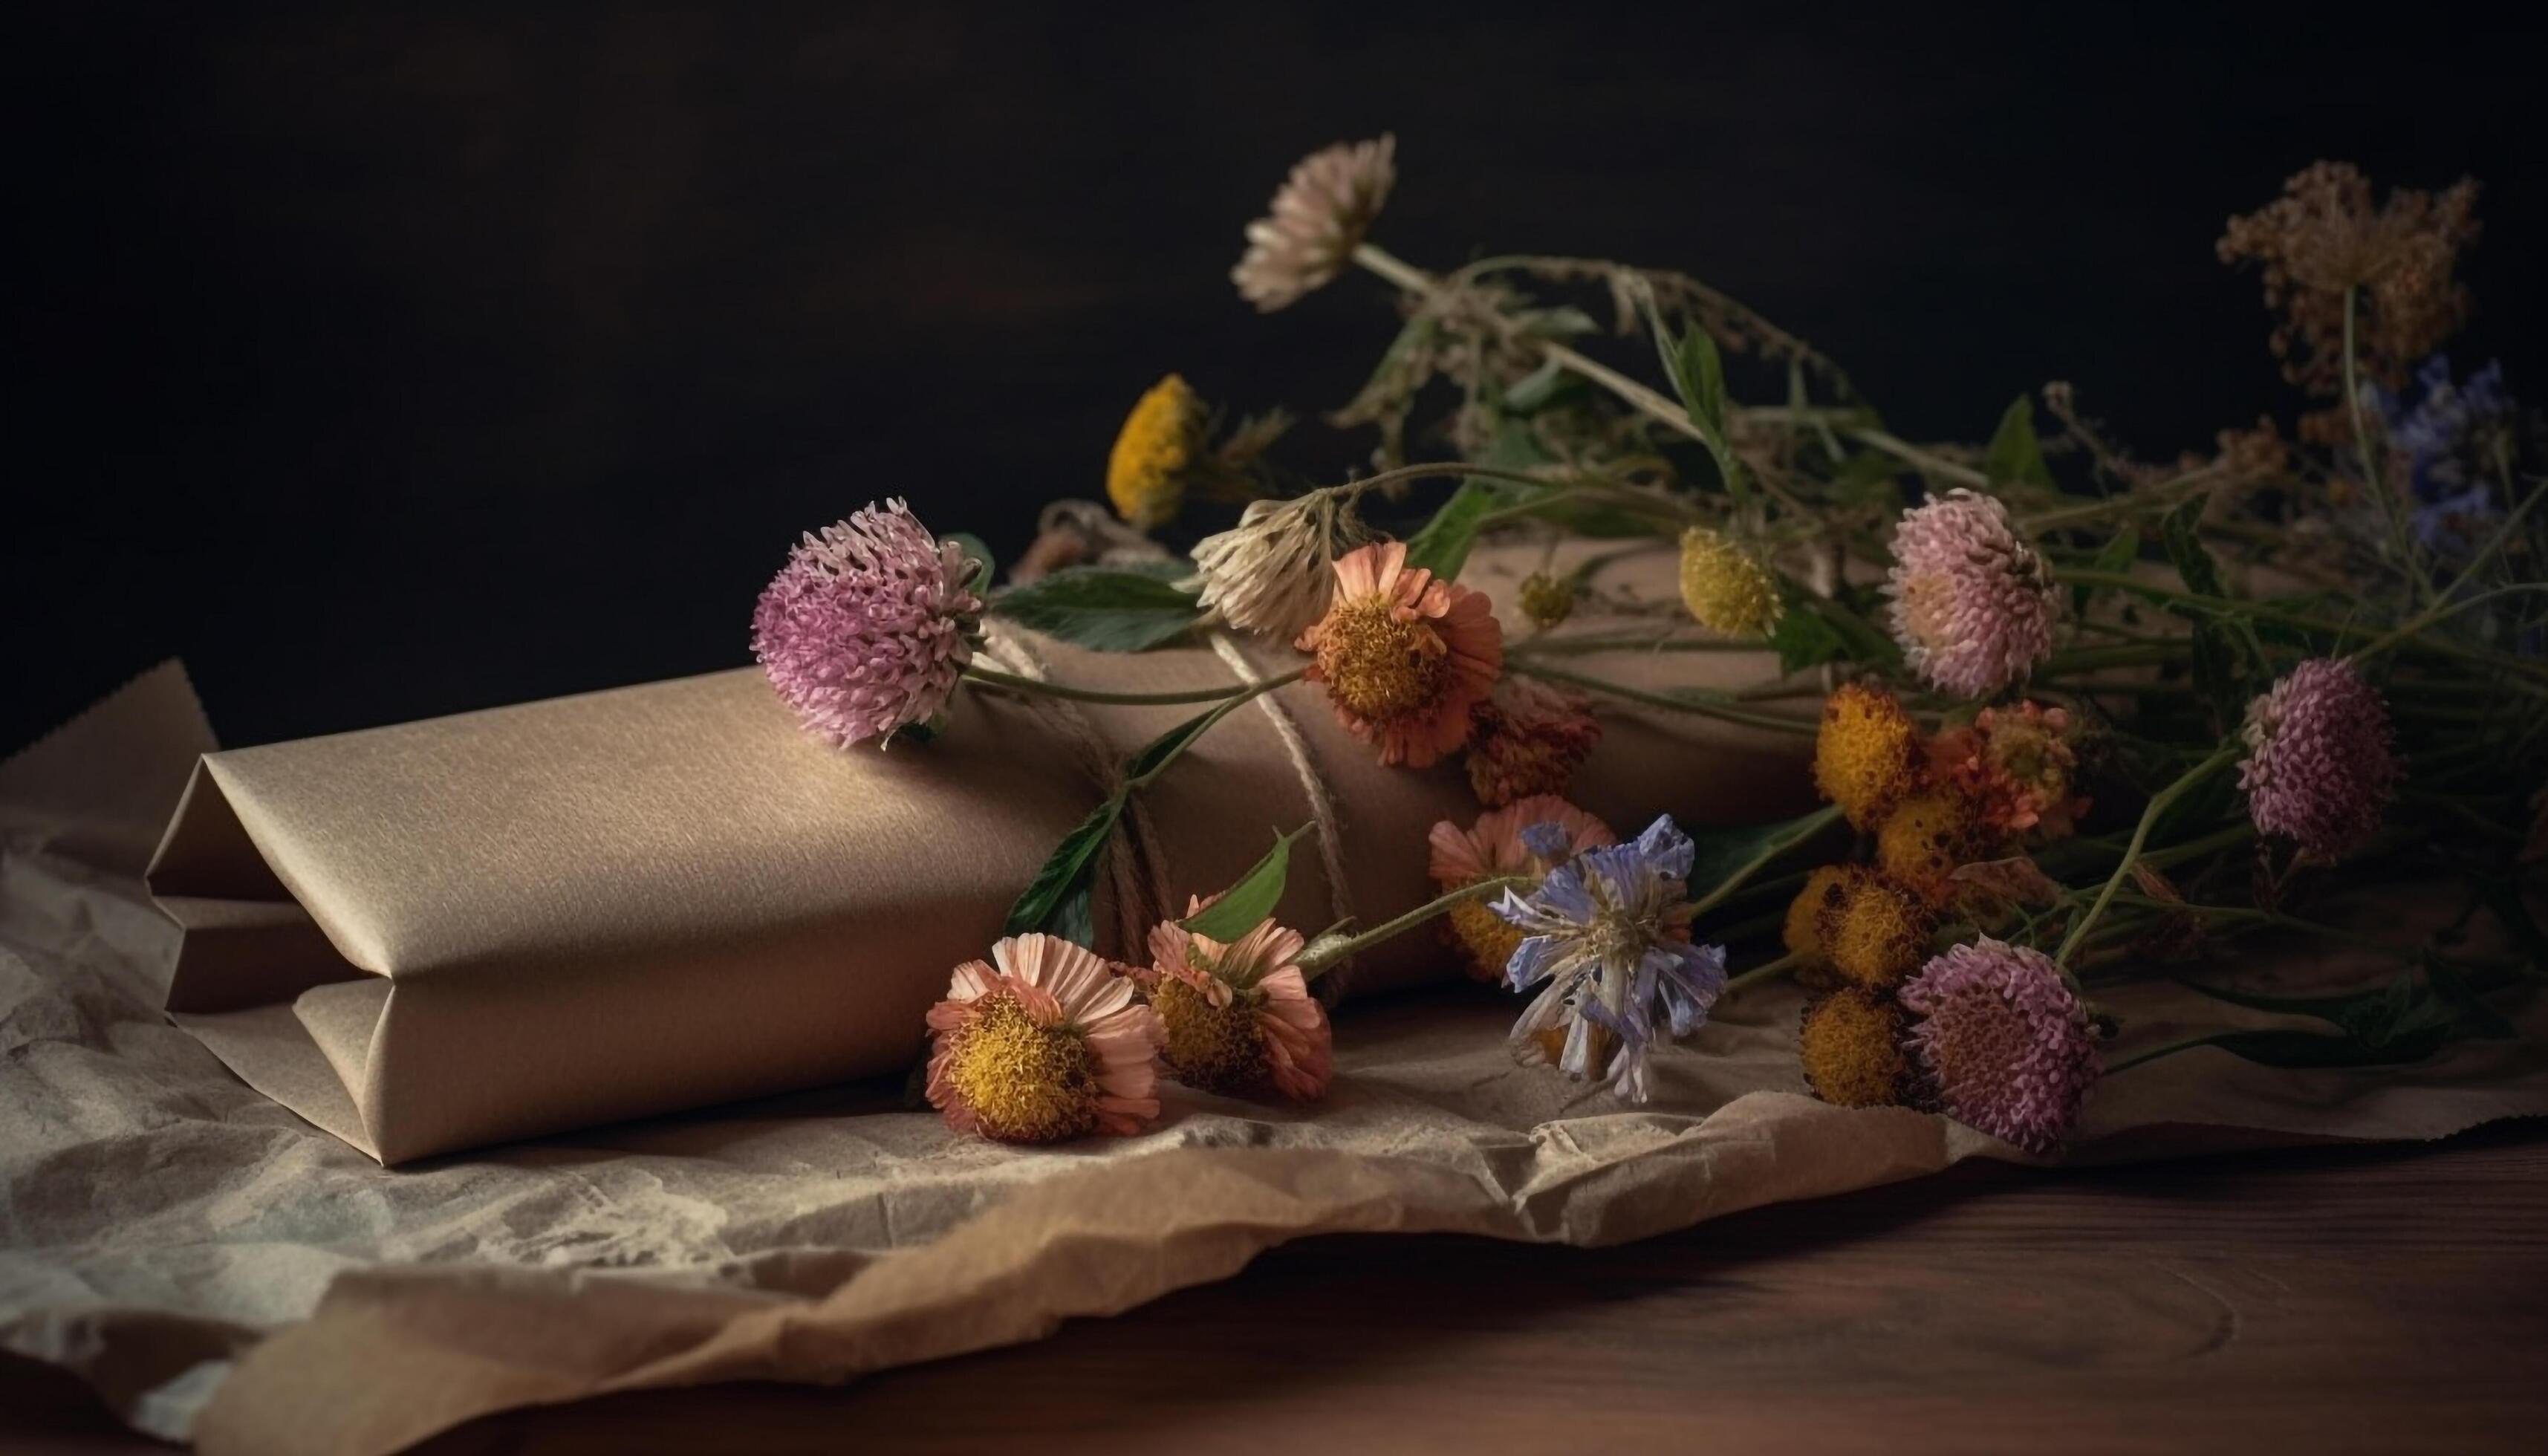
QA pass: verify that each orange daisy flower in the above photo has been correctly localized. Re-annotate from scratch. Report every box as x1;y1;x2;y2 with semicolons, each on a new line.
1295;541;1503;767
1140;899;1333;1103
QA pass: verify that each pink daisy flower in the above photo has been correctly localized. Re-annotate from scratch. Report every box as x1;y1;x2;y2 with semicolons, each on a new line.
752;498;985;747
925;933;1163;1143
1140;898;1332;1102
1884;490;2058;699
1296;541;1504;768
1899;937;2100;1154
2239;657;2401;861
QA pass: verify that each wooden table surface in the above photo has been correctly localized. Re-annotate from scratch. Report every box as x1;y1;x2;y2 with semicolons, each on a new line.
11;1121;2546;1455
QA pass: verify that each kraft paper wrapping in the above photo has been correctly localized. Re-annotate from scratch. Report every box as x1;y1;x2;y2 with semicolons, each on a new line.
138;545;1813;1165
3;560;2542;1455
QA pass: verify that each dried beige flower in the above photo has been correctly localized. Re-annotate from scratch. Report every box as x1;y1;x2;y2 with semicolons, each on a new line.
1232;135;1396;312
1190;491;1368;638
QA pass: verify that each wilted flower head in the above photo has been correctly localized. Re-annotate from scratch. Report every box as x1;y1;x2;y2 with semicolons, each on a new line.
1140;898;1331;1102
1106;374;1205;530
1233;134;1396;312
1928;701;2088;841
1813;683;1923;830
1517;570;1576;629
2239;657;2400;862
1885;490;2058;698
2218;161;2480;404
1427;795;1616;982
1799;987;1914;1109
1191;490;1368;639
1899;937;2099;1154
1296;541;1503;767
1676;526;1783;637
753;499;985;748
1465;677;1602;807
925;933;1162;1143
1493;815;1726;1102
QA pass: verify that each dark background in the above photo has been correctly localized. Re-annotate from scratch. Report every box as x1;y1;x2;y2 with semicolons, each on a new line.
11;2;2544;754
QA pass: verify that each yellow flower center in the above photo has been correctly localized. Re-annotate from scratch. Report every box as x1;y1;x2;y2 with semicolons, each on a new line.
1316;595;1449;721
1800;988;1911;1108
1898;571;1957;651
1153;975;1267;1093
942;995;1104;1143
1445;894;1524;984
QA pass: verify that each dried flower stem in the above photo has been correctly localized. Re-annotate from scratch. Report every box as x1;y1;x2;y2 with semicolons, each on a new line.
1511;660;1821;736
2055;744;2240;967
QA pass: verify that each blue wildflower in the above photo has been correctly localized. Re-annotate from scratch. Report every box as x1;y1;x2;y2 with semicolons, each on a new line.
1492;814;1729;1102
2373;354;2513;556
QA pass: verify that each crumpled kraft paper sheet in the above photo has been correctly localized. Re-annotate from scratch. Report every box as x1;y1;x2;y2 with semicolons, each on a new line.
4;664;2543;1456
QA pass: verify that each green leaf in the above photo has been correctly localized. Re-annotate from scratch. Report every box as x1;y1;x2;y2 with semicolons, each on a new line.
1125;706;1223;783
1982;395;2055;490
990;567;1203;652
1500;357;1576;414
1668;324;1730;440
2181;966;2467;1052
1640;300;1750;507
2076;524;2139;614
1684;806;1847;916
1006;706;1232;943
2159;496;2225;599
1180;823;1313;942
943;532;997;592
1400;479;1512;583
1770;599;1850;675
1002;795;1125;943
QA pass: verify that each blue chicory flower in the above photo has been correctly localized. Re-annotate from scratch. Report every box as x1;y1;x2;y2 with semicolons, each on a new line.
1492;814;1729;1102
2373;354;2513;557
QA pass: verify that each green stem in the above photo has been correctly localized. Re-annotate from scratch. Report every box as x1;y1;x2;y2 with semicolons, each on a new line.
1296;874;1529;980
2105;1034;2223;1076
2053;568;2548;687
1689;804;1845;918
1720;949;1804;1000
1124;671;1301;791
1513;660;1821;736
1842;426;1990;487
2343;284;2422;595
2017;466;2227;532
2055;744;2239;966
963;663;1305;709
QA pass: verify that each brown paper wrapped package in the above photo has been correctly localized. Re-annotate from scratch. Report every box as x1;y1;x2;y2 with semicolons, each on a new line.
2;546;2541;1456
142;545;1813;1164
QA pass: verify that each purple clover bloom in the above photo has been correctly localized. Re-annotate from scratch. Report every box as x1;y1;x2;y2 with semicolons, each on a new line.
1492;815;1727;1102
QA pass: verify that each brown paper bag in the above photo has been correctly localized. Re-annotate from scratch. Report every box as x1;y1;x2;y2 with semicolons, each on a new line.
143;545;1815;1163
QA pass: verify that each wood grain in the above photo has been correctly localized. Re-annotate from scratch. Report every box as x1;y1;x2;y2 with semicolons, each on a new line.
11;1123;2544;1454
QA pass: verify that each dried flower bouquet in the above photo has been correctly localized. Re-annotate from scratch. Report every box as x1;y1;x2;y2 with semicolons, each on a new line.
753;138;2543;1155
